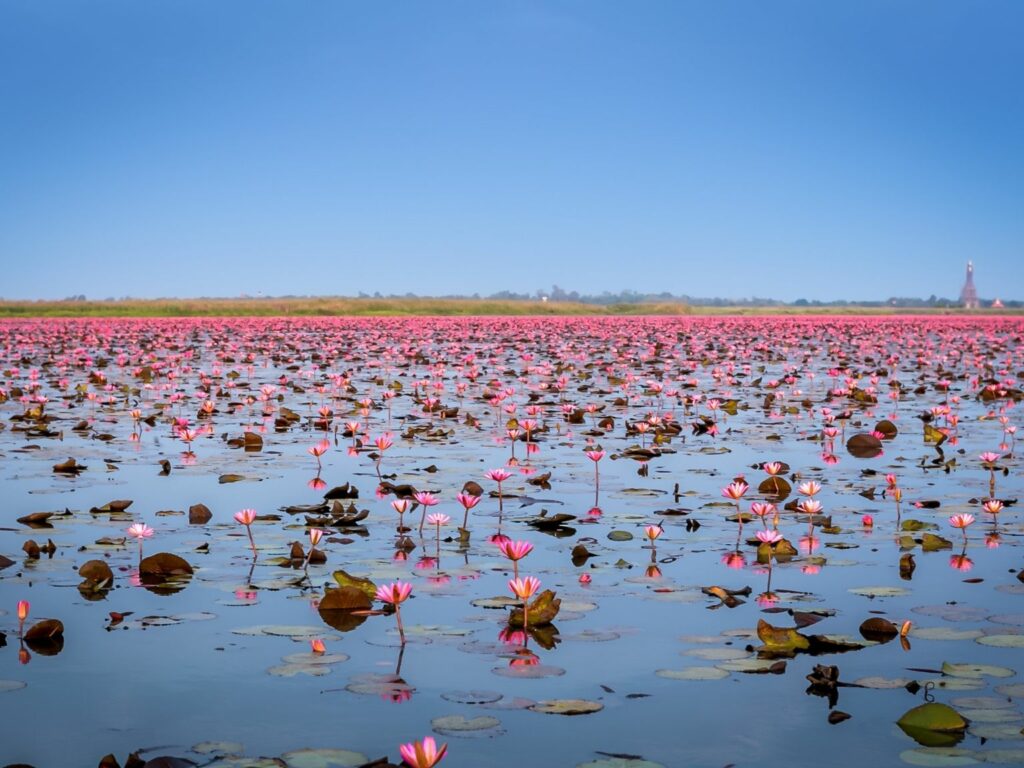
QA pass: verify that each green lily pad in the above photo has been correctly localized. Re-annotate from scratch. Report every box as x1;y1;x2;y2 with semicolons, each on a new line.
960;709;1022;723
942;662;1015;679
577;760;667;768
849;586;910;598
855;676;915;689
968;725;1024;741
529;699;604;715
975;749;1024;762
912;627;984;641
232;625;324;638
898;748;979;766
682;647;749;661
656;667;729;681
976;635;1024;648
192;743;244;756
950;697;1015;710
279;748;368;768
431;714;503;738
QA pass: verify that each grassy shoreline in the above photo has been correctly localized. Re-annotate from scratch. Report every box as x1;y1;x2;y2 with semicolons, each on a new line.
0;297;1019;318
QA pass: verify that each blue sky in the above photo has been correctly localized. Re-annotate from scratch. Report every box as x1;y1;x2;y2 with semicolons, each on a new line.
1;1;1021;302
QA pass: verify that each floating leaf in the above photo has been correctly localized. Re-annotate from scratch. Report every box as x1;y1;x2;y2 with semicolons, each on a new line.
279;748;368;768
529;699;604;715
656;667;729;681
941;662;1015;679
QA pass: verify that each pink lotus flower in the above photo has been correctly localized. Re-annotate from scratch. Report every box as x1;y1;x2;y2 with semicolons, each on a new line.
750;502;775;520
127;522;154;560
763;461;783;476
484;468;512;483
414;491;439;535
234;508;258;556
455;492;480;530
797;480;821;497
17;600;29;635
508;575;540;601
979;451;1001;466
862;515;874;528
376;581;413;605
310;638;326;655
885;473;898;488
308;527;325;548
982;499;1003;515
376;580;413;644
498;539;533;561
949;513;975;529
721;481;748;501
797;499;823;516
578;573;592;585
756;530;782;545
399;736;448;768
307;439;330;469
644;524;662;542
426;513;450;527
234;508;257;525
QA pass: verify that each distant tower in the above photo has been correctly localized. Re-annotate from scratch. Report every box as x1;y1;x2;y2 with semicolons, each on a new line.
960;261;979;309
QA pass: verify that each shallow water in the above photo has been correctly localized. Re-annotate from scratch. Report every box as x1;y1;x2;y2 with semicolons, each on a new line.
1;316;1022;768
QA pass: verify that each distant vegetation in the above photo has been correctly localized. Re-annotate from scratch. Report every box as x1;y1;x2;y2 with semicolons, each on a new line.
0;285;1018;317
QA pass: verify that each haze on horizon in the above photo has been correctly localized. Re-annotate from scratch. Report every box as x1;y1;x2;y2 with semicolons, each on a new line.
1;1;1021;303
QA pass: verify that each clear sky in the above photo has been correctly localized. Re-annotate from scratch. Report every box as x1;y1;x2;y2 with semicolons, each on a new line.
1;1;1021;302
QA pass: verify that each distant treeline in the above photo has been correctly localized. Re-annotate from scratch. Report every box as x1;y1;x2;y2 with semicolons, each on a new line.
3;285;1018;313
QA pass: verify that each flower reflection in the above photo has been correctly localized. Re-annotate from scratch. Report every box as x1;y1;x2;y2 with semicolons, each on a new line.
721;551;746;569
949;554;974;572
756;591;780;608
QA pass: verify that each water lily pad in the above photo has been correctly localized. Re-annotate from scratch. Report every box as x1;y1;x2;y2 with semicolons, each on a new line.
996;684;1024;697
716;658;783;674
917;677;986;691
431;714;503;738
942;662;1015;679
279;748;367;768
529;699;604;715
268;662;333;678
233;625;325;638
577;759;666;768
849;586;910;598
912;627;984;641
682;647;749;661
899;748;980;766
491;664;566;679
472;596;521;609
192;742;244;755
280;653;348;666
0;680;27;693
855;676;915;689
656;667;729;681
344;673;415;698
440;690;503;704
951;697;1016;710
976;635;1024;648
960;709;1022;723
968;726;1024;741
975;749;1024;762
